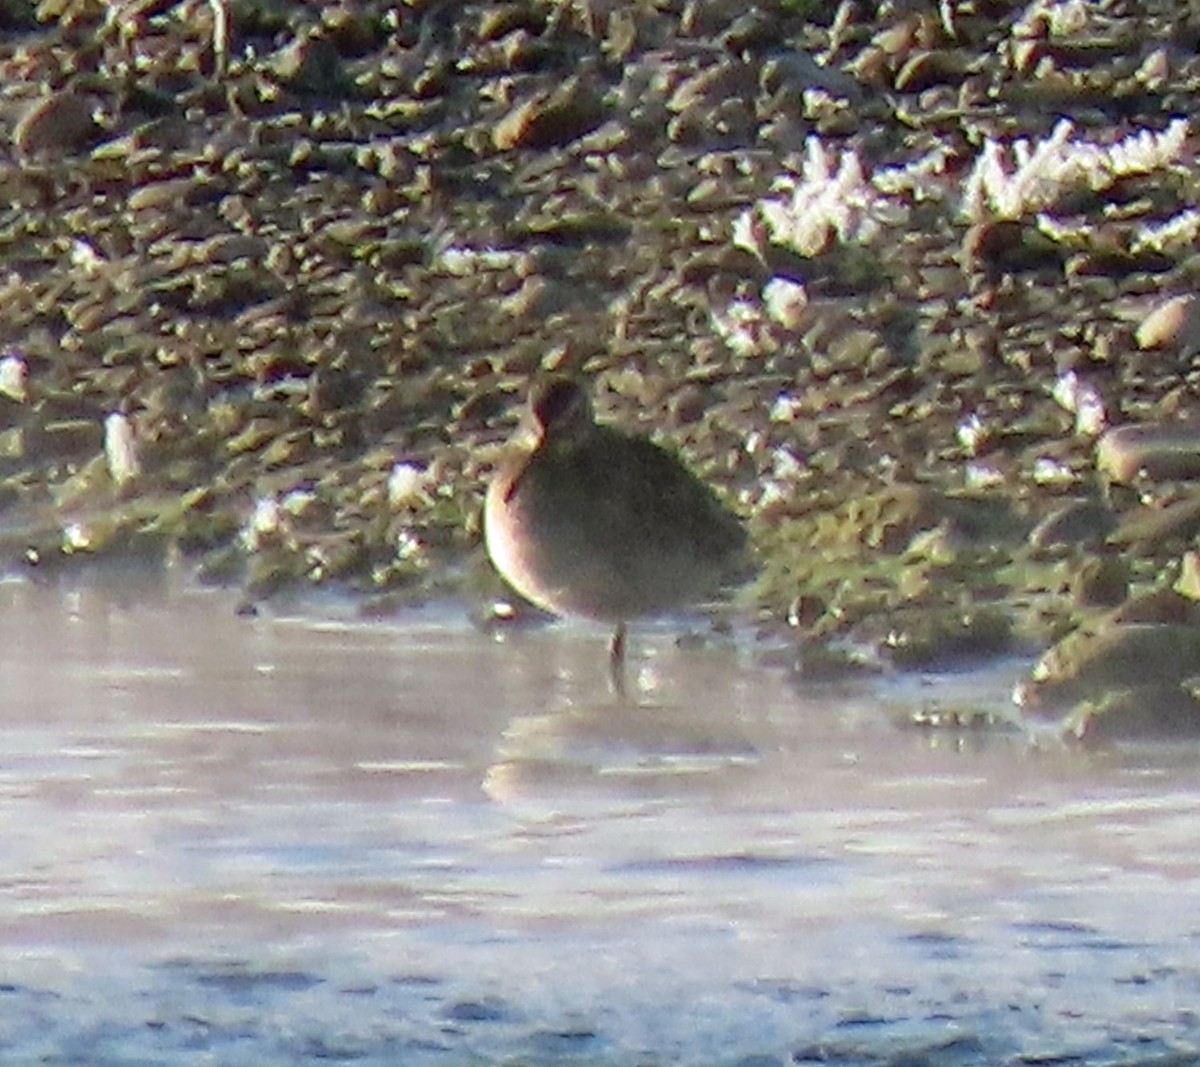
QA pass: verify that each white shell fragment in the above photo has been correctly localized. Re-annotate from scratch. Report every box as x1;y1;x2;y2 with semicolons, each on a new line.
0;352;28;402
103;412;140;487
387;462;424;508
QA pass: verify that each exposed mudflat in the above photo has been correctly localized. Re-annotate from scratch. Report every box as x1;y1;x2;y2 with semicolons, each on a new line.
2;3;1200;727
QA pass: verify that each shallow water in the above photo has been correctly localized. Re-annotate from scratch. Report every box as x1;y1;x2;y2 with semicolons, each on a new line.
2;572;1200;1065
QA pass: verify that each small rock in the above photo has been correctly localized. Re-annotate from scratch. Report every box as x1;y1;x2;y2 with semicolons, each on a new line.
668;60;755;113
1028;499;1116;551
477;5;543;41
1017;622;1200;714
1062;686;1200;743
1109;494;1200;550
962;220;1064;275
893;48;970;93
883;607;1012;669
1109;587;1200;626
1174;551;1200;601
1070;555;1128;608
719;9;779;51
14;91;99;158
760;50;864;100
128;178;198;212
271;32;348;94
1136;294;1200;350
1096;423;1200;484
668;384;707;426
492;77;606;150
499;275;569;319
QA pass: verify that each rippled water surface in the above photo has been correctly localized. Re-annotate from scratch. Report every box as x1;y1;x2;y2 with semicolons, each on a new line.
3;572;1200;1065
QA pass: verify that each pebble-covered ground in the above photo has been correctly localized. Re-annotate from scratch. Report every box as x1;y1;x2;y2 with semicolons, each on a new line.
5;0;1200;733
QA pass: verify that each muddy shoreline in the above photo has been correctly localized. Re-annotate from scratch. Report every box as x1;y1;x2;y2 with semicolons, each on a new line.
3;1;1200;734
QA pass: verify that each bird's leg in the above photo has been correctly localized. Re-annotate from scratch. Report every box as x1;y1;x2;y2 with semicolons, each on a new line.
608;621;628;699
609;621;626;664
